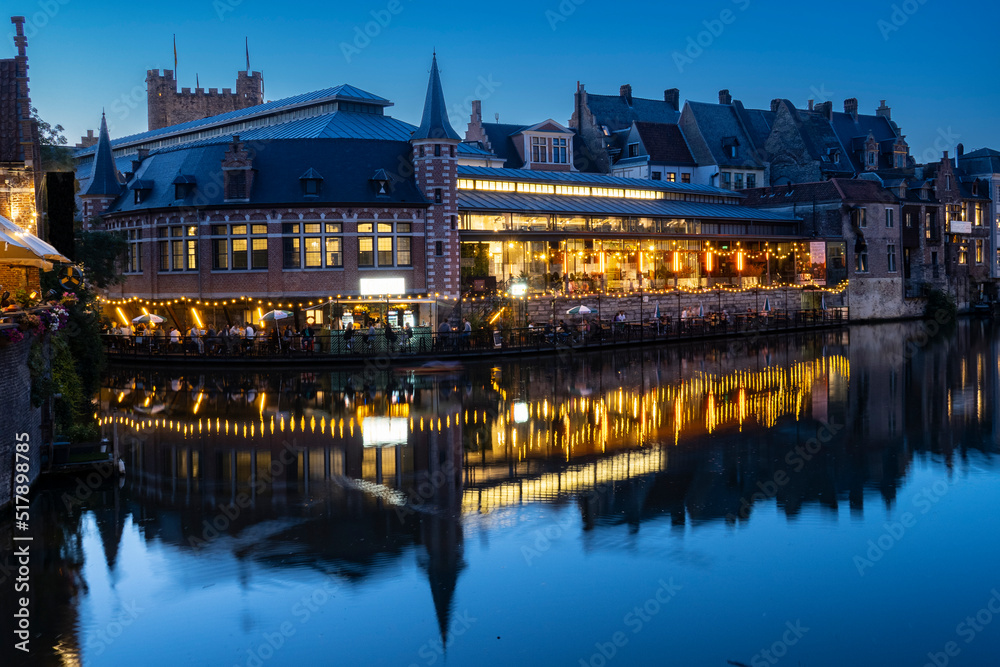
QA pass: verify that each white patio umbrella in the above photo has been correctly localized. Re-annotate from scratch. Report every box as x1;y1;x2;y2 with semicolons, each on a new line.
259;309;293;323
0;215;71;265
132;314;165;324
566;305;593;315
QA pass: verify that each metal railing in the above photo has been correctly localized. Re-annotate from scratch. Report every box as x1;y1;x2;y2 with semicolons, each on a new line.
102;309;845;362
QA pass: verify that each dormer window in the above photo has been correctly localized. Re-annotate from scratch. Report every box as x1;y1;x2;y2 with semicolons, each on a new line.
226;171;247;200
173;175;196;200
131;179;153;204
867;151;877;166
721;137;739;159
627;143;639;158
369;169;391;199
299;168;324;198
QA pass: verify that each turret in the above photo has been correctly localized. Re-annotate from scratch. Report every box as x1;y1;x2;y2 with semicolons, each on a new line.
80;113;122;220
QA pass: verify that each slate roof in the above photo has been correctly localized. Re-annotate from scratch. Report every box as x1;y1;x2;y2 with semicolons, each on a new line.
684;101;763;168
585;92;680;132
412;54;460;141
82;113;123;197
74;84;392;157
480;122;528;167
958;148;1000;176
733;101;775;151
632;123;696;166
457;166;742;197
740;178;898;206
105;138;427;214
827;111;901;172
458;191;798;223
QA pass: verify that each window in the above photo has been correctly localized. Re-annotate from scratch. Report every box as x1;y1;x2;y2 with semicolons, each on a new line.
397;237;411;266
213;222;267;270
886;208;894;228
418;145;425;158
531;137;547;163
905;211;913;228
746;173;756;188
376;237;393;266
959;246;968;265
946;175;951;190
282;221;342;269
434;188;442;204
925;211;933;239
226;170;247;200
627;143;639;158
887;244;896;272
729;145;737;158
867;151;876;166
552;138;567;163
721;172;731;188
852;208;867;228
651;171;662;181
157;225;197;271
304;179;319;196
975;203;983;226
358;237;374;266
681;173;691;184
931;251;938;266
976;239;984;264
125;229;142;273
856;250;868;272
435;241;443;256
734;173;744;189
434;144;441;157
187;239;197;270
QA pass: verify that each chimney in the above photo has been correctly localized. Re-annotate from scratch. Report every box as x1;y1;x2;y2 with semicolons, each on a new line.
620;84;633;105
718;89;732;105
815;101;833;120
664;88;679;109
770;99;782;112
876;100;891;120
957;143;964;157
808;100;814;111
844;98;858;121
471;99;482;124
137;148;150;160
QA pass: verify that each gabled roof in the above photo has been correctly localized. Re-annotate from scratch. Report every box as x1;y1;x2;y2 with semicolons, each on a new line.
412;54;460;141
683;101;763;168
82;113;123;198
585;92;680;132
520;119;573;134
741;178;898;206
828;110;900;172
632;122;696;166
958;148;1000;176
480;122;529;167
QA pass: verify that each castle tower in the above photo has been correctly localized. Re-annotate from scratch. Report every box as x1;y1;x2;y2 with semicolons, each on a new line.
80;113;122;221
145;67;264;131
1;16;41;235
411;54;461;298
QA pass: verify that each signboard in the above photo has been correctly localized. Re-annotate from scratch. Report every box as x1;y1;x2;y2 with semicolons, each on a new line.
362;417;408;447
949;219;972;234
360;277;405;295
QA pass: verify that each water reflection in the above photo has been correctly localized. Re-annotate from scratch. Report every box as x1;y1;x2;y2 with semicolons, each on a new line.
4;320;1000;666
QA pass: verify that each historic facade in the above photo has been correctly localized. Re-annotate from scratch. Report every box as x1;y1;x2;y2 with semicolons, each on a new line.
145;68;263;131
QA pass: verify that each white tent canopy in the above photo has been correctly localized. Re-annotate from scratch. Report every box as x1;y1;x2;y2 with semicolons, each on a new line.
0;214;71;271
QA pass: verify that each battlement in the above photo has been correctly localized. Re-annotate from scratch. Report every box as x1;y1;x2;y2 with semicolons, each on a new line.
146;68;264;131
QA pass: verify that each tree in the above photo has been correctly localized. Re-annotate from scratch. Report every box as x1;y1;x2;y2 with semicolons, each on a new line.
75;228;128;288
31;106;75;172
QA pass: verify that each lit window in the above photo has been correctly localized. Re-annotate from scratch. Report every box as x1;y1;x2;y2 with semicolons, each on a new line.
326;237;342;267
531;137;548;163
552;138;568;163
305;237;322;267
359;237;374;267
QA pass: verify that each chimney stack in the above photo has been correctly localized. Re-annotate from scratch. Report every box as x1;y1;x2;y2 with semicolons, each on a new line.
664;88;679;109
957;143;964;157
718;89;732;105
844;98;858;121
808;99;814;111
770;99;782;112
620;84;633;105
815;101;833;121
471;99;482;124
876;100;891;120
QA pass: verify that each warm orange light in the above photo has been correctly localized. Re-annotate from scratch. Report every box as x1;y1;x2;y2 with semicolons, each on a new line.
705;251;713;273
672;251;681;273
736;251;745;272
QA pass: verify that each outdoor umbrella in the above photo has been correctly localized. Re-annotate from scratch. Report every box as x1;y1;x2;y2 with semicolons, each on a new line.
566;305;593;315
132;314;165;324
0;228;52;269
653;303;660;319
0;215;71;264
763;296;772;313
698;303;704;318
259;309;293;323
820;293;827;310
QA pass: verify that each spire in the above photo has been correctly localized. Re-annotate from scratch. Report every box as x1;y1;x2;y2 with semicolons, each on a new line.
83;112;122;197
412;53;460;141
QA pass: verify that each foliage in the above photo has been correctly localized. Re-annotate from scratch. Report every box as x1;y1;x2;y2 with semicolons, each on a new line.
29;336;97;443
75;229;128;288
925;288;957;322
12;288;40;308
0;327;25;345
31;106;75;172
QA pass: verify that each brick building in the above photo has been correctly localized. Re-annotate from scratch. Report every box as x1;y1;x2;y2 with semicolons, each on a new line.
0;16;41;294
145;68;263;131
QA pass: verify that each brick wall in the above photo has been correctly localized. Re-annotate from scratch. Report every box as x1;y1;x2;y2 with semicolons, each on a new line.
413;140;460;297
0;333;42;510
145;69;264;131
0;265;40;294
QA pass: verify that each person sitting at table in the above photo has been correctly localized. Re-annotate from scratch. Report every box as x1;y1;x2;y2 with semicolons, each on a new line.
437;320;452;350
153;325;165;352
385;321;398;351
281;325;293;353
401;322;412;351
302;324;315;352
168;326;181;352
245;323;256;352
343;322;355;351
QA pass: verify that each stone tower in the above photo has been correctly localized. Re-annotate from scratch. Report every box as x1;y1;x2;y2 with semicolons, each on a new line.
410;54;461;298
80;113;122;221
145;68;264;131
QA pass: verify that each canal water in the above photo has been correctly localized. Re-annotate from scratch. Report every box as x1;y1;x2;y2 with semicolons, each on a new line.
3;320;1000;667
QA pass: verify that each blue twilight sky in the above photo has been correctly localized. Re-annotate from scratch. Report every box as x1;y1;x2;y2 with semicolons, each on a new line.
5;0;998;160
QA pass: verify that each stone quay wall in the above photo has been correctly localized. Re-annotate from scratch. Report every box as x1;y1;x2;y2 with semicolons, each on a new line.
0;333;42;510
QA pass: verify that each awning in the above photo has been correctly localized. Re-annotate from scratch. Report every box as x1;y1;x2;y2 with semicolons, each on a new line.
0;215;72;267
